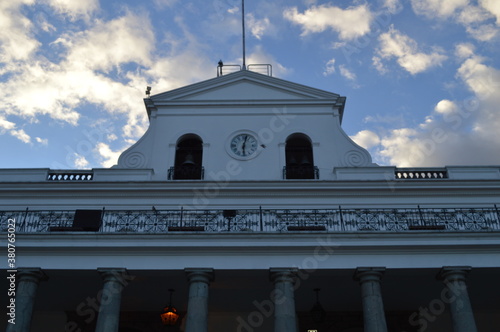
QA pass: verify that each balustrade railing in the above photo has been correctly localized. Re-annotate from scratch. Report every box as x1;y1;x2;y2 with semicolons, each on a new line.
47;171;94;181
395;168;448;180
1;207;499;234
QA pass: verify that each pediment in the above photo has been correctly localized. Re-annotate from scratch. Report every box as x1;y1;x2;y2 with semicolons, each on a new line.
150;70;341;102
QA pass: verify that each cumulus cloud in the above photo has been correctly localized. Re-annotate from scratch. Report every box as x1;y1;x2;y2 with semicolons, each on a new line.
283;4;374;40
43;0;99;21
455;42;475;59
374;25;447;75
247;13;272;40
351;130;381;149
0;116;32;143
11;129;31;144
73;153;90;168
323;58;336;76
0;1;40;65
0;3;219;167
434;99;458;115
0;9;157;138
245;46;290;77
96;142;124;168
411;0;469;18
384;0;403;14
479;0;500;24
339;65;357;81
35;137;49;145
365;53;500;166
411;0;499;41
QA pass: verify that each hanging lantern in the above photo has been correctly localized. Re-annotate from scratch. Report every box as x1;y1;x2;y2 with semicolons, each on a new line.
310;288;326;323
160;289;180;326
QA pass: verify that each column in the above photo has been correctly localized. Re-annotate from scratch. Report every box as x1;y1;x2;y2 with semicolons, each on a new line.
270;268;298;332
6;268;48;332
437;266;477;332
184;268;214;332
95;268;128;332
354;267;388;332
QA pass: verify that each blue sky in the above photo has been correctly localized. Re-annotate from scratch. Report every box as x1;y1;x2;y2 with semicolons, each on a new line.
1;0;500;169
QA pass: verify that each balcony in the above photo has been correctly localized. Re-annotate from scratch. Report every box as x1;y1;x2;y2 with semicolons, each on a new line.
168;166;205;180
283;165;319;179
2;206;499;234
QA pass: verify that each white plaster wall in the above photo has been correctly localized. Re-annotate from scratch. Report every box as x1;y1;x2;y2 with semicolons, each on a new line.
135;104;371;181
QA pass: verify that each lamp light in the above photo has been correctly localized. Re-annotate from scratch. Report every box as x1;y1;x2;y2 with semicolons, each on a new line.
310;288;326;323
160;289;180;326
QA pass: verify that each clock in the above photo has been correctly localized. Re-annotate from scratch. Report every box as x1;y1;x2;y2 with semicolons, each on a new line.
227;132;261;160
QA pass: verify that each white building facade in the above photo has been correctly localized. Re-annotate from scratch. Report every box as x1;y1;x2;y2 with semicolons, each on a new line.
1;69;500;332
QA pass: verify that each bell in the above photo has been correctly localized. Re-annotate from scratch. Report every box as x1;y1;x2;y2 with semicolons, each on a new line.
182;153;196;166
300;155;311;165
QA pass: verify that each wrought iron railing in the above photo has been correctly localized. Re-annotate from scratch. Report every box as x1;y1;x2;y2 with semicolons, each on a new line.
168;166;205;180
1;207;499;234
283;165;319;179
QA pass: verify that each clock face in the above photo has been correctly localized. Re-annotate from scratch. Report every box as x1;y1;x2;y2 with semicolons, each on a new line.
229;133;259;159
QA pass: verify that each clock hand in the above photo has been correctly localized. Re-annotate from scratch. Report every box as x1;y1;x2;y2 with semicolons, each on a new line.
242;135;248;155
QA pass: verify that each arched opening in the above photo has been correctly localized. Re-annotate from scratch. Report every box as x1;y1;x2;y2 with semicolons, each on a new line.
169;135;203;180
284;133;317;179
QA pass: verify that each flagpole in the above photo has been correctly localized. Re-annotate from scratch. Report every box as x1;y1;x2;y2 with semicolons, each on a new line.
242;0;246;70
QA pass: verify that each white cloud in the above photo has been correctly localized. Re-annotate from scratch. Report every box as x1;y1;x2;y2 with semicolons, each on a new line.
457;4;492;24
283;4;374;40
0;1;40;65
411;0;499;41
455;42;475;59
351;130;381;149
411;0;469;18
96;142;123;168
463;23;498;41
374;26;447;75
153;0;178;9
35;137;49;145
457;56;500;99
434;100;458;115
247;14;272;40
0;116;33;144
60;11;155;73
384;0;403;14
339;65;357;81
11;129;31;144
0;116;16;131
73;153;90;168
43;0;99;21
480;0;500;24
366;54;500;166
0;3;222;160
245;46;291;77
323;58;335;76
1;10;156;140
371;56;387;74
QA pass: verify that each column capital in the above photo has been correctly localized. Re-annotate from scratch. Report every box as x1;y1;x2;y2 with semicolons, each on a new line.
437;266;472;282
353;267;386;283
269;267;298;284
185;268;214;284
17;267;49;284
97;268;128;283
